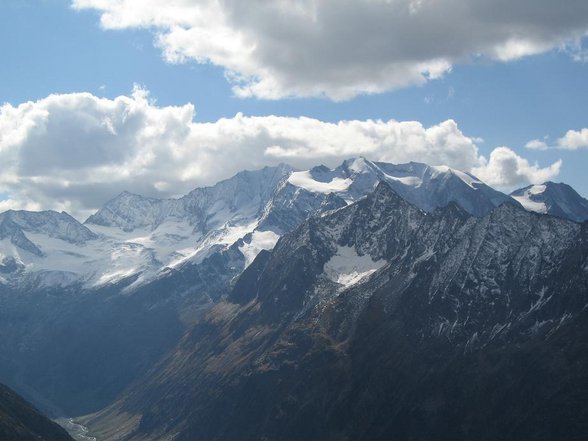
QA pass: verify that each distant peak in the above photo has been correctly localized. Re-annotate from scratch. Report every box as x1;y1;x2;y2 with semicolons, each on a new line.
103;190;138;203
510;180;588;222
370;181;404;202
309;164;331;173
542;181;575;192
108;190;160;205
342;156;375;172
274;162;296;172
2;209;69;219
431;164;451;173
117;190;139;198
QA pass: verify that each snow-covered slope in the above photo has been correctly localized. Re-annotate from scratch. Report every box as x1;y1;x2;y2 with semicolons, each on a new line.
0;210;97;255
510;182;588;222
0;165;296;290
323;245;386;287
0;163;342;290
0;159;569;292
86;164;294;232
0;210;101;287
287;157;514;215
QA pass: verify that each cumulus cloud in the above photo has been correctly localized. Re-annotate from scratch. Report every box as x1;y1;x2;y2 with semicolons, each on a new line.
72;0;588;99
525;128;588;150
472;147;562;187
557;128;588;150
525;139;549;150
0;89;561;219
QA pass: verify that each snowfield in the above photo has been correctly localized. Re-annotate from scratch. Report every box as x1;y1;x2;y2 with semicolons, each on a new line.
324;246;386;287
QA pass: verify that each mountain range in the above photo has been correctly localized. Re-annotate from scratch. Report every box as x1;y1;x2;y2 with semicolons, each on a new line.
4;157;586;294
0;158;587;440
80;182;588;441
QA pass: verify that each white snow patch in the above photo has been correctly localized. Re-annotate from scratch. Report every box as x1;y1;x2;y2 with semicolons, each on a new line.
215;220;259;246
348;158;370;173
382;172;422;187
33;271;81;288
529;184;546;195
512;186;548;214
96;268;139;286
288;171;352;194
239;230;280;267
512;195;547;213
451;169;480;189
431;165;480;189
163;220;260;270
431;164;451;174
324;246;386;287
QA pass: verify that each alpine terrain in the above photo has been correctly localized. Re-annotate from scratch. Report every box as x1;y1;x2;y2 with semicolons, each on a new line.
82;183;588;440
510;181;588;222
0;159;586;440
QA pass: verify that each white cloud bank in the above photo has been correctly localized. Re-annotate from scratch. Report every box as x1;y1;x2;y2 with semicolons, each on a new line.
0;89;560;219
525;128;588;150
472;147;562;188
72;0;588;100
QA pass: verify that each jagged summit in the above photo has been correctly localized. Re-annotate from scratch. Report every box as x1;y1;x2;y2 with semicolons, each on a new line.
2;161;588;441
287;157;515;216
82;157;517;237
84;191;166;231
0;164;303;290
101;167;588;441
0;159;584;292
86;164;296;232
510;181;588;222
368;179;419;208
0;210;97;243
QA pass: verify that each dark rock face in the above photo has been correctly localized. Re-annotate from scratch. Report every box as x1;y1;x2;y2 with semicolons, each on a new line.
87;184;588;441
0;383;73;441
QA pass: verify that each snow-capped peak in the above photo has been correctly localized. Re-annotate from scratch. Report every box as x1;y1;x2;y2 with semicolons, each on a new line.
510;182;588;222
510;184;549;214
85;191;166;232
2;160;585;293
0;210;97;244
344;157;374;173
286;158;513;216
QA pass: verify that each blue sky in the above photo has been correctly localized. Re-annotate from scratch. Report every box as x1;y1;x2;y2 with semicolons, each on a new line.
1;0;587;216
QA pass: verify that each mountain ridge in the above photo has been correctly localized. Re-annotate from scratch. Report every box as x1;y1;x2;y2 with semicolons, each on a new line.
0;158;526;292
1;159;587;427
81;182;588;441
510;181;588;222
